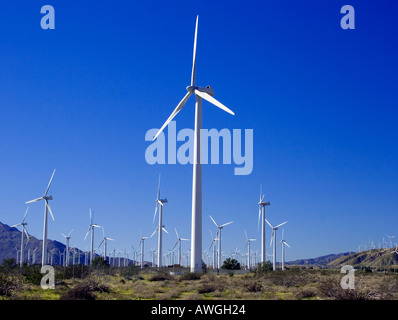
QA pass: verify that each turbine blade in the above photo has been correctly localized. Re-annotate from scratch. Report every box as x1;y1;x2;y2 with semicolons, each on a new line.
284;241;291;248
220;221;233;228
162;227;168;234
175;228;179;239
209;215;218;228
181;238;189;241
152;92;192;141
22;206;29;223
10;223;21;228
257;205;261;232
107;238;115;241
46;202;55;221
157;174;161;200
153;202;159;224
270;230;274;246
150;227;159;238
191;15;198;86
92;224;101;228
172;241;178;251
98;239;104;249
275;221;288;229
61;233;67;238
264;218;273;229
194;90;235;115
44;169;56;197
84;226;91;240
67;229;74;237
26;197;43;204
244;229;248;240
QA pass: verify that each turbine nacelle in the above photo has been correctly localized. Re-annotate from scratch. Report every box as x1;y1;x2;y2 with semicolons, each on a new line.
186;85;215;96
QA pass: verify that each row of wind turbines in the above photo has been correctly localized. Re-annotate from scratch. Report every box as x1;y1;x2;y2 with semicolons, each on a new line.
13;167;291;271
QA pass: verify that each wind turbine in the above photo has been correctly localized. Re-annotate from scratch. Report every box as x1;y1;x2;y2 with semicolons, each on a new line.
84;208;101;263
11;207;30;267
26;169;56;266
244;230;256;270
172;228;189;266
61;229;73;266
277;229;290;271
139;236;148;269
209;229;218;269
151;175;168;268
387;235;396;249
265;218;288;271
258;185;270;264
98;227;114;261
152;16;235;272
209;215;233;270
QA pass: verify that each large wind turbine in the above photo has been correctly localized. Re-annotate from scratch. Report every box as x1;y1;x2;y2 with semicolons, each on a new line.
277;229;290;271
265;218;287;271
61;229;73;266
172;228;189;266
11;207;30;267
210;215;233;270
152;16;235;272
244;230;256;270
258;185;270;264
26;169;56;266
84;209;101;263
151;175;168;268
98;227;114;261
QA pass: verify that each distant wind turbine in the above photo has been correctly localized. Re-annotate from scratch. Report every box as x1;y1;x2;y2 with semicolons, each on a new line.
210;215;233;270
98;227;114;261
244;230;256;270
277;229;290;271
61;229;73;266
151;175;168;268
139;235;148;269
11;206;30;267
26;169;56;266
172;228;189;266
258;185;270;264
152;16;235;272
84;209;101;263
265;218;288;271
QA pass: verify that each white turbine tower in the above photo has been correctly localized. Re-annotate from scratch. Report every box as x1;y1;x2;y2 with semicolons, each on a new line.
387;235;396;249
209;215;233;270
11;207;30;267
172;228;189;266
244;230;256;270
265;218;288;271
152;16;235;272
98;227;114;261
84;209;101;263
61;229;73;266
277;229;290;271
151;175;168;268
258;185;270;264
26;169;56;266
139;236;148;269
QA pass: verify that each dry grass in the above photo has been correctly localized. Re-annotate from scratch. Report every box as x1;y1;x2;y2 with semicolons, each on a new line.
2;267;398;300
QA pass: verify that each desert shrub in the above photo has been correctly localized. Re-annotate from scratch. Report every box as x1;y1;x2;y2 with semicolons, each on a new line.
148;272;172;281
268;270;311;287
244;280;263;293
295;288;317;299
0;274;23;297
180;272;201;281
21;265;42;285
222;258;240;270
255;261;273;274
318;277;380;300
198;284;216;294
60;278;110;300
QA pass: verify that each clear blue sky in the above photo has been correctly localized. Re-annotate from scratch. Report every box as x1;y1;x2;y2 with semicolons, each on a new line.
1;0;397;263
